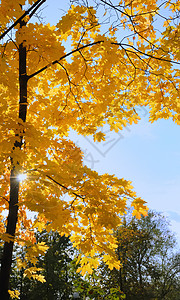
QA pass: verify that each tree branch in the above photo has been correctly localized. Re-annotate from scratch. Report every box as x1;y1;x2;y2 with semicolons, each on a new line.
46;175;85;200
27;40;103;79
113;42;180;66
0;196;9;203
27;37;180;81
28;0;47;20
0;0;46;41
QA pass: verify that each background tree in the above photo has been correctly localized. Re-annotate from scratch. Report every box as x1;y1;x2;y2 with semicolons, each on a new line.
3;211;180;300
8;230;91;300
0;0;179;298
95;211;180;300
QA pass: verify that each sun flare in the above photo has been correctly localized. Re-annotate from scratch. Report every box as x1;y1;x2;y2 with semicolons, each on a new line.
17;173;27;181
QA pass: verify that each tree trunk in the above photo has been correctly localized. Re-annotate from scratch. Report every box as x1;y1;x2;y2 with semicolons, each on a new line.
0;172;20;299
0;20;27;299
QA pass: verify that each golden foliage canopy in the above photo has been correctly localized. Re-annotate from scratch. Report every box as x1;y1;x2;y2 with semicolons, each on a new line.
0;0;179;276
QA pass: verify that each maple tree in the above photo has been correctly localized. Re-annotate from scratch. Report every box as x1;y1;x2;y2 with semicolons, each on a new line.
0;0;179;298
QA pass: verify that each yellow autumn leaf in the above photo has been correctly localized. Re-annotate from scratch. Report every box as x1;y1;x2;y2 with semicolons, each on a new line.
8;290;20;299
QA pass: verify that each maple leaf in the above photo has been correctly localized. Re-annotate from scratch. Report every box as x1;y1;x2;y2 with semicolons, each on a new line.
8;290;20;299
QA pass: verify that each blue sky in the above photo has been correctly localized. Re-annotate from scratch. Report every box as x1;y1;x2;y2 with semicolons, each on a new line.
69;117;180;246
40;0;180;246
